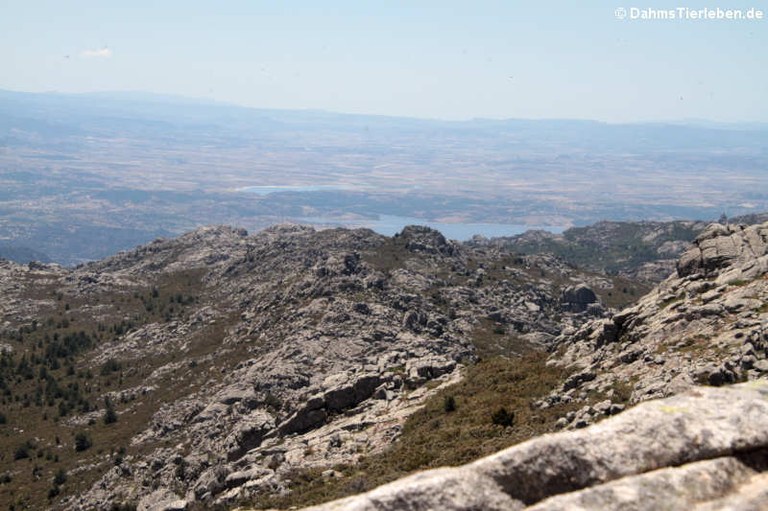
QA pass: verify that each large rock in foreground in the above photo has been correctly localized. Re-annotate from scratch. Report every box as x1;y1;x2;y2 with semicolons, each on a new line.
304;381;768;511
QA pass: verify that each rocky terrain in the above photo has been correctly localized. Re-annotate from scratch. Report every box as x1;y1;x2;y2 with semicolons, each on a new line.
303;219;768;510
471;219;709;283
0;223;634;510
487;213;768;285
543;221;768;429
0;218;765;511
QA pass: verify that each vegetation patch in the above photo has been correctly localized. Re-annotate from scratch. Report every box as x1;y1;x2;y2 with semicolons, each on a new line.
0;268;217;509
470;318;535;359
361;237;414;273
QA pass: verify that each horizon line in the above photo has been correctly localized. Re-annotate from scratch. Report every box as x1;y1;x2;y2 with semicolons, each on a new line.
2;86;767;127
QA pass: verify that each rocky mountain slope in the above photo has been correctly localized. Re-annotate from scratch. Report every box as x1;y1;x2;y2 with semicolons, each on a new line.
296;224;768;510
484;213;768;284
1;219;765;511
0;224;634;510
543;221;768;429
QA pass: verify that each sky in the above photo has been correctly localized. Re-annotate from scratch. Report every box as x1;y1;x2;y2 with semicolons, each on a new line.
0;0;766;122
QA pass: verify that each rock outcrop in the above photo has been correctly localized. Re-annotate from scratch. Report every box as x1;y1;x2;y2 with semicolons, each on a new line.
677;222;768;279
539;221;768;431
560;284;599;313
303;381;768;511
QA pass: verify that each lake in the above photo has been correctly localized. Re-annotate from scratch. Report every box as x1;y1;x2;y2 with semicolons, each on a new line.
238;185;348;195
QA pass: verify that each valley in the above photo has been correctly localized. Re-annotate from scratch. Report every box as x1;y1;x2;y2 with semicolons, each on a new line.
1;90;767;265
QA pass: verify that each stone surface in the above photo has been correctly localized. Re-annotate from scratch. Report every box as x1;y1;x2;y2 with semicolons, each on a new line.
677;222;768;279
304;382;768;511
137;489;188;511
561;284;599;313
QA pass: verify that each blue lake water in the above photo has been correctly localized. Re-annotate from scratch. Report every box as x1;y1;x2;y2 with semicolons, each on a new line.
239;185;347;195
237;186;566;239
299;215;565;240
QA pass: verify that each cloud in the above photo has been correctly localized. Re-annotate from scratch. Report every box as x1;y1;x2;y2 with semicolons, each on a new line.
81;47;112;58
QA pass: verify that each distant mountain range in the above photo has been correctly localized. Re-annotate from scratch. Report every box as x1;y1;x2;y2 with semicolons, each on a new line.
3;88;767;147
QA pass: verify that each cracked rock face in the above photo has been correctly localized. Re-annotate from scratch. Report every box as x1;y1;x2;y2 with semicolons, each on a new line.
303;381;768;511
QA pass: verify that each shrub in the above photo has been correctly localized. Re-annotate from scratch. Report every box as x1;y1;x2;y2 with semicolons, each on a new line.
104;398;118;425
264;393;282;411
100;359;122;376
443;395;456;413
14;444;30;460
491;407;515;427
74;432;92;452
53;468;67;485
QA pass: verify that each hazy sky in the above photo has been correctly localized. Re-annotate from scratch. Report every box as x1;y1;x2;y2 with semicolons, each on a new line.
1;0;766;121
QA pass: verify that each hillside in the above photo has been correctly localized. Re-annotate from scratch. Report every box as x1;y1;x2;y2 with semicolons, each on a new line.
0;219;765;510
547;220;768;417
474;213;768;284
0;246;50;266
472;220;708;283
301;220;768;510
304;381;768;511
0;224;639;510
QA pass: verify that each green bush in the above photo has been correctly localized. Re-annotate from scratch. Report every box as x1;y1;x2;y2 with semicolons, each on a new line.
74;432;92;452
